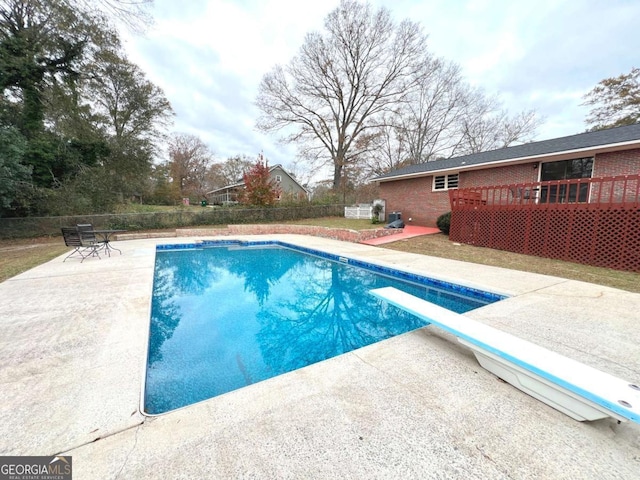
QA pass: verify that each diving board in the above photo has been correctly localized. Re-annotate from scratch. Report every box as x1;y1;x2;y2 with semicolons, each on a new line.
370;287;640;424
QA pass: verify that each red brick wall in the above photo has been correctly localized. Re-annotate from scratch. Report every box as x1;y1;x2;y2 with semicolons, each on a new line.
594;148;640;177
379;163;540;226
460;162;539;188
378;176;448;226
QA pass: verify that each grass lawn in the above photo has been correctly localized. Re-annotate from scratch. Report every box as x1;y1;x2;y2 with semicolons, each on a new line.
382;232;640;294
1;216;638;293
285;217;377;230
0;237;68;282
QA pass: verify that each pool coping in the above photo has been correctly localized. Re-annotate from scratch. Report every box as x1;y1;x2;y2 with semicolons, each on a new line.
1;234;639;478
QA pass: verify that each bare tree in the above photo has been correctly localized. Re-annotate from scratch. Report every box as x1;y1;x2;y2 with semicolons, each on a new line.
363;57;470;175
256;0;426;190
167;133;213;199
218;154;254;185
71;0;154;33
457;94;541;155
362;122;407;176
361;60;541;175
397;57;471;163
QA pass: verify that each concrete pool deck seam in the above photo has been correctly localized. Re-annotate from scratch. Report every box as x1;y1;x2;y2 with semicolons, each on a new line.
1;234;639;478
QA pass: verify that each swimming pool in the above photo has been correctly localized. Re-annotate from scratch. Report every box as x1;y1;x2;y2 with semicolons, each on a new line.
144;240;504;414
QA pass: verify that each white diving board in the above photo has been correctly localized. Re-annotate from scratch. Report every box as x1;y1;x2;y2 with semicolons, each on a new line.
369;287;640;424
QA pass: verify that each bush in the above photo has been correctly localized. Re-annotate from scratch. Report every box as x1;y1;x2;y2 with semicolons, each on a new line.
436;211;451;234
371;203;383;224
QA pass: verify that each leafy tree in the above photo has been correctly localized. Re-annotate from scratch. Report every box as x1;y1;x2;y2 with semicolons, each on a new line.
0;125;30;214
0;0;89;136
88;51;172;145
0;0;102;186
256;0;426;191
239;154;281;206
148;162;178;205
583;67;640;131
0;0;171;214
81;48;173;199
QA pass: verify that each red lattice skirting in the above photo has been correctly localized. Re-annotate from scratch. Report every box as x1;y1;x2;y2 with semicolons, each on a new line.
450;207;640;272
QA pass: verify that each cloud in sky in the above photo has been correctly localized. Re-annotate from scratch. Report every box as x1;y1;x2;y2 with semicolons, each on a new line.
121;0;639;182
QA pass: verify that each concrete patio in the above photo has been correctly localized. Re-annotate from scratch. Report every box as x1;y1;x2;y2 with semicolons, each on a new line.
1;234;639;479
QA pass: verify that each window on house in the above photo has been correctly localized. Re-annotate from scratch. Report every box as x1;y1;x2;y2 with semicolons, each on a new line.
433;173;459;191
541;157;593;181
540;157;593;203
275;174;282;182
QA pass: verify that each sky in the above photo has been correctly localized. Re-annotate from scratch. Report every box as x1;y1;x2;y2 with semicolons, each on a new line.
120;0;640;184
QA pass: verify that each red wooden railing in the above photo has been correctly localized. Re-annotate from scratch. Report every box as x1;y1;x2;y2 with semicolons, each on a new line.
448;175;640;272
450;175;640;210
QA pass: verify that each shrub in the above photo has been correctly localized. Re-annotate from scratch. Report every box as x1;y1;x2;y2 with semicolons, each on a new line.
371;203;383;224
436;211;451;234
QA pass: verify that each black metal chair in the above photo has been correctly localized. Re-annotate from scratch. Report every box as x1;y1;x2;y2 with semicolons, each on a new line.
76;224;106;249
61;227;101;262
76;223;100;244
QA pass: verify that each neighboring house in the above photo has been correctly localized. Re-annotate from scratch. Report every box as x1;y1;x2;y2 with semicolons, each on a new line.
207;164;309;205
374;124;640;226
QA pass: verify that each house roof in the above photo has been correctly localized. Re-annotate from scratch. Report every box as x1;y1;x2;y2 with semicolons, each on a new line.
206;164;309;195
374;123;640;182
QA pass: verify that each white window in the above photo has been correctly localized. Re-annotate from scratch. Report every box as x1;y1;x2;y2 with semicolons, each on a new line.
275;174;282;182
433;173;459;191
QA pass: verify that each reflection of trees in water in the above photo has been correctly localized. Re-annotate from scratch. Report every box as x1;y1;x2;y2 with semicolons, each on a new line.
148;250;227;365
146;246;440;413
155;250;221;295
148;267;180;365
148;247;304;365
224;247;303;305
256;260;425;374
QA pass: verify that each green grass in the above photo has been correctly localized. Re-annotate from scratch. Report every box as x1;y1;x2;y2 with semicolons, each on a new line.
0;238;68;283
285;217;377;230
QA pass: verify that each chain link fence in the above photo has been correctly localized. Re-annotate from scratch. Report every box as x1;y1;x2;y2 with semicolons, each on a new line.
0;204;346;239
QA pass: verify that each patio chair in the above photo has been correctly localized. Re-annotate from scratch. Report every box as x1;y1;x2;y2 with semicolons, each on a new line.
77;223;107;248
509;186;535;203
61;227;101;262
76;223;100;242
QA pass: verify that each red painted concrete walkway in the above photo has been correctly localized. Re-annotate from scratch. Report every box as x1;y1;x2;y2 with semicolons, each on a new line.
360;225;441;245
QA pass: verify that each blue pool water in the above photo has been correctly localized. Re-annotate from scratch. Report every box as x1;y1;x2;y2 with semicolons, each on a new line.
144;241;503;414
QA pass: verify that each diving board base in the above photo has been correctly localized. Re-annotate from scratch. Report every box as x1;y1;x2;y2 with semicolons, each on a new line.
458;339;616;421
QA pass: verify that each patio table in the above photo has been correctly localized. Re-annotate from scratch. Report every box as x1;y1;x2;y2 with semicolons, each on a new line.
92;230;126;257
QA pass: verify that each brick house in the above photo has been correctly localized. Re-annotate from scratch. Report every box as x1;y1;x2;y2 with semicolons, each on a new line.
374;124;640;226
